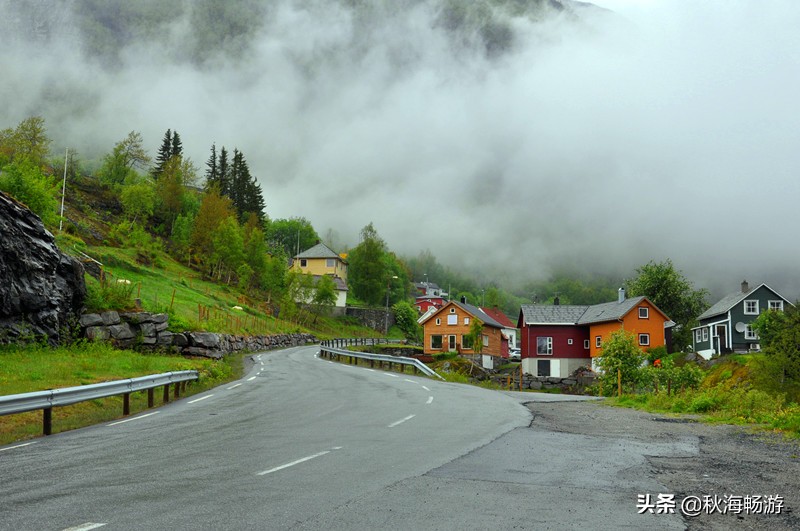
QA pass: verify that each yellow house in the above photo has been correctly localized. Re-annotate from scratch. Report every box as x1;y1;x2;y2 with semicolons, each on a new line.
290;242;348;307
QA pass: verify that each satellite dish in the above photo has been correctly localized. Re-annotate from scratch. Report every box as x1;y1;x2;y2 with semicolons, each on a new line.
735;322;746;333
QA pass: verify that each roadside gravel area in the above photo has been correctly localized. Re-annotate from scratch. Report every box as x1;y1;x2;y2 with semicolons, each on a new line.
526;400;800;530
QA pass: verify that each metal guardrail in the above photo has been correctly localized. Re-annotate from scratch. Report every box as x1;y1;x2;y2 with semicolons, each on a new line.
319;339;443;380
0;370;199;436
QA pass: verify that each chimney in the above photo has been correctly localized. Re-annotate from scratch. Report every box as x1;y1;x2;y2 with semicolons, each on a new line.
618;287;626;303
553;296;560;306
460;296;467;304
741;280;749;293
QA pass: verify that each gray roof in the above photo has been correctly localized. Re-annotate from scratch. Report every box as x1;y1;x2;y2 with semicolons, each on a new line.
698;283;791;320
422;300;505;329
313;275;347;291
519;296;654;326
294;242;343;261
519;304;590;325
578;296;648;325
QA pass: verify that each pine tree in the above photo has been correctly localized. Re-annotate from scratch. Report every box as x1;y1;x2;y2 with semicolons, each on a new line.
152;129;173;178
171;131;183;159
204;143;218;190
218;146;230;196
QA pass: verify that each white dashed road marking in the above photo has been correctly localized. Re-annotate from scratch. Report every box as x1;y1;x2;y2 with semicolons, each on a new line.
388;415;415;428
107;412;159;426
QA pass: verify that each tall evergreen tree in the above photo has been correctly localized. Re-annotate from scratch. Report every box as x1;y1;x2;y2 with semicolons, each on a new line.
152;128;173;178
218;146;230;196
204;143;218;190
171;131;183;159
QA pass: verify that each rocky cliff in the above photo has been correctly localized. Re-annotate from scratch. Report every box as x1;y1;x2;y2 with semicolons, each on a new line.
0;191;86;344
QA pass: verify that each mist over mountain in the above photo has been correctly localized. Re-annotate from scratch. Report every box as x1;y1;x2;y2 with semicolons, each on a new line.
2;0;799;301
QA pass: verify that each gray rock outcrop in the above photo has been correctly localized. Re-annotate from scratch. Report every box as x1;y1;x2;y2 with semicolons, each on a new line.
0;191;86;344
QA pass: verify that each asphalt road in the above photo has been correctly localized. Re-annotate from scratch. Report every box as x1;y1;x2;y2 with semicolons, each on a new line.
0;345;688;530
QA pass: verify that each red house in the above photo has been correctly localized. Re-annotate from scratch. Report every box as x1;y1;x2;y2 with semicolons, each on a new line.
415;295;445;314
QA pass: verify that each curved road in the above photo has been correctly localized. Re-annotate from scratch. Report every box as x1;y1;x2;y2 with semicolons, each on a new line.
0;345;686;530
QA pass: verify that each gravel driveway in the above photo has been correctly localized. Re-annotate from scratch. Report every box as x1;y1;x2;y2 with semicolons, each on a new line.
525;400;800;530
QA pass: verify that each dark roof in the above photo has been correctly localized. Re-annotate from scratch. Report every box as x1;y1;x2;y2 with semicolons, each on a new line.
312;275;347;291
698;283;792;320
294;243;343;261
519;296;666;326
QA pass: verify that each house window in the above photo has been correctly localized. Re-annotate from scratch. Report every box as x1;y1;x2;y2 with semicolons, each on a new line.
447;314;457;325
638;307;649;319
537;337;553;355
430;335;442;349
745;325;758;340
567;338;573;345
584;339;590;349
595;336;602;348
435;318;440;326
744;300;759;315
702;328;708;341
462;335;473;349
450;308;456;313
537;360;551;377
695;329;702;343
326;258;335;267
464;317;470;325
300;259;307;267
769;300;784;311
482;335;489;346
639;334;650;346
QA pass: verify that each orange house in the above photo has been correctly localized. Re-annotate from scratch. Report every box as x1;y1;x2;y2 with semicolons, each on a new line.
579;296;671;358
420;300;505;357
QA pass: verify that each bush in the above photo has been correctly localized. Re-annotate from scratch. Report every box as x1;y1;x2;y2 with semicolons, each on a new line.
432;352;458;362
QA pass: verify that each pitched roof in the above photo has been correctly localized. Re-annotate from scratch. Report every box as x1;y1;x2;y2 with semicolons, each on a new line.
519;296;667;326
420;300;504;329
312;275;347;291
294;242;343;260
698;283;792;320
480;306;517;328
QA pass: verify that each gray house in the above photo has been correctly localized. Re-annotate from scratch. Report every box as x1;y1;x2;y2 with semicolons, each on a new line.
692;281;793;356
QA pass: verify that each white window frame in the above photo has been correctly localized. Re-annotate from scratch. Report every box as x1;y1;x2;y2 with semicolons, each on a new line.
463;317;470;325
695;329;702;343
702;328;708;341
482;334;489;347
447;314;457;325
300;259;307;267
326;258;335;267
595;336;602;348
449;307;456;313
638;307;649;319
638;333;650;346
745;325;758;340
744;300;759;315
537;337;553;355
462;334;473;350
430;335;442;349
435;318;440;326
769;300;784;311
567;338;573;345
584;339;590;349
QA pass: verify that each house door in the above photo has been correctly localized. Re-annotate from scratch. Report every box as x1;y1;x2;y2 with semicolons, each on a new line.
448;335;456;351
716;325;727;353
537;360;550;377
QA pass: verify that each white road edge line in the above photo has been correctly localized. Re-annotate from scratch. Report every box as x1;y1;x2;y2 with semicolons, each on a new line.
384;373;399;378
362;368;375;372
388;414;416;428
227;383;242;390
107;412;159;426
427;396;434;404
188;394;213;404
62;524;106;531
247;376;257;381
403;379;416;383
422;386;430;391
257;447;341;476
0;441;37;453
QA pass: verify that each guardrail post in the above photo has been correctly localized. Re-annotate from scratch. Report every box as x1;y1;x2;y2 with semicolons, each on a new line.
148;388;154;408
123;393;130;416
163;384;170;403
43;407;52;436
174;382;180;399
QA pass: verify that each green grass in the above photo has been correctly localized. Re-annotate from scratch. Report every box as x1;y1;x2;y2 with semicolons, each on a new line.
0;341;242;445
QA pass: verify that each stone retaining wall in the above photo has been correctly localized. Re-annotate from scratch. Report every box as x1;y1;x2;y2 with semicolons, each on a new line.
489;371;596;393
79;311;317;359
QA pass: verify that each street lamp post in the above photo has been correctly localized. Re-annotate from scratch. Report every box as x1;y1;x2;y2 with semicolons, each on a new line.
385;275;399;334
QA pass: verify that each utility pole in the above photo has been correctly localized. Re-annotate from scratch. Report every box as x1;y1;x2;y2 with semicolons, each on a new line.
58;148;69;233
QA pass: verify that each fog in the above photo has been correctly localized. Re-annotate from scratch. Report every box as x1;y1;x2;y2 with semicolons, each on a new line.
2;0;798;300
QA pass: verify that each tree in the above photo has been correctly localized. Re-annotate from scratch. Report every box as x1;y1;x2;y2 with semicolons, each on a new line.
348;222;388;306
152;128;183;179
464;319;484;354
0;158;59;225
204;143;218;190
211;216;244;284
393;301;421;341
595;330;646;396
311;275;338;322
265;217;320;257
752;307;800;388
5;116;51;167
191;187;236;271
120;180;156;226
99;131;150;184
627;259;708;352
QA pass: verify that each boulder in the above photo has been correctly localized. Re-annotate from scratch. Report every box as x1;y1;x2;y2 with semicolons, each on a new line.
0;191;85;344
